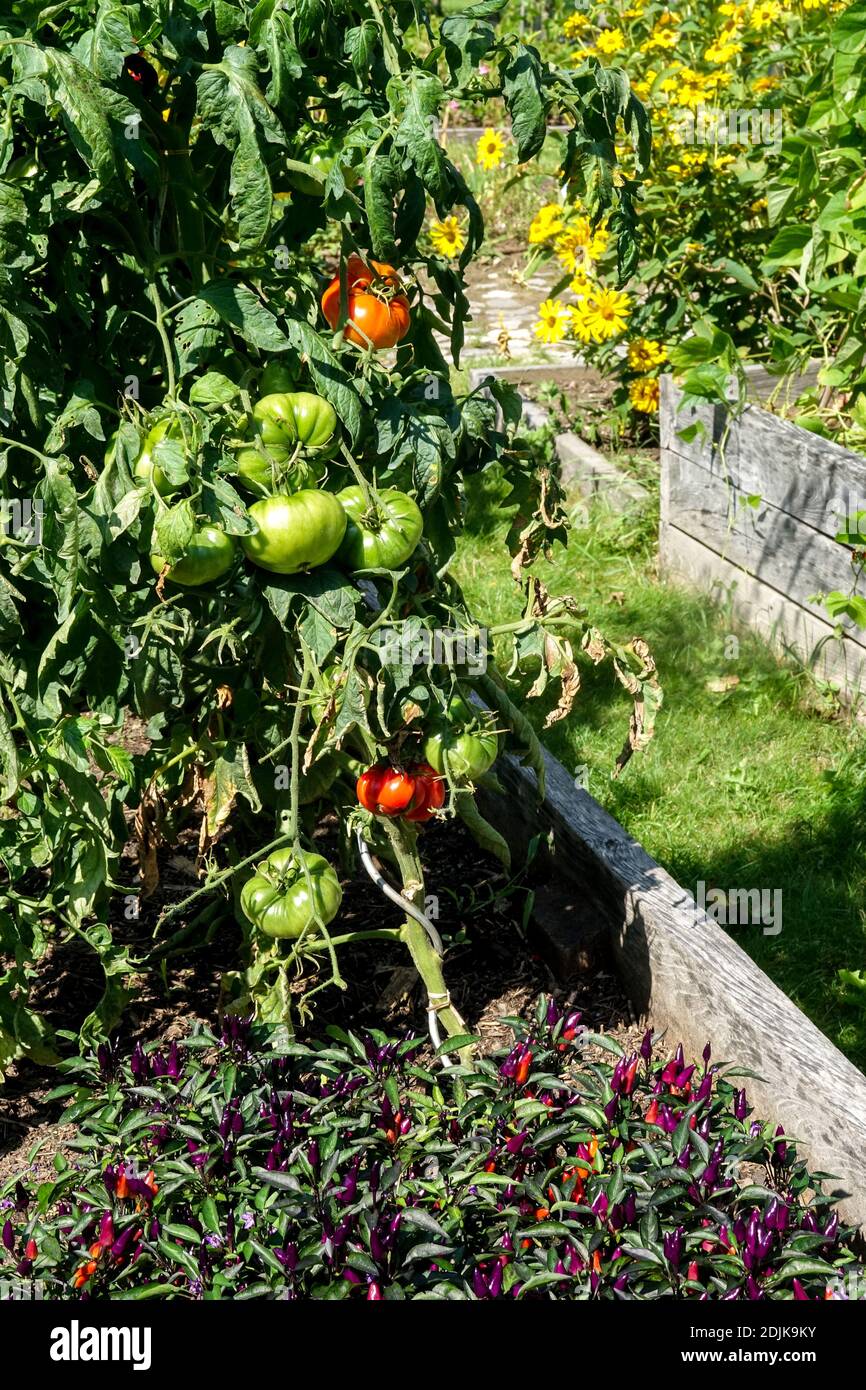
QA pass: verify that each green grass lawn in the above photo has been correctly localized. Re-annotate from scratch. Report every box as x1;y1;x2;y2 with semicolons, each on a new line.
456;460;866;1070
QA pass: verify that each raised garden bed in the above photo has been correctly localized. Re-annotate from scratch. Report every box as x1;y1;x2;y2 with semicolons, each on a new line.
479;740;866;1233
660;373;866;702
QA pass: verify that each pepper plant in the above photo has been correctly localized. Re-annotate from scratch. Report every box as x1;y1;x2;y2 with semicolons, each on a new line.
2;1001;862;1300
0;0;655;1068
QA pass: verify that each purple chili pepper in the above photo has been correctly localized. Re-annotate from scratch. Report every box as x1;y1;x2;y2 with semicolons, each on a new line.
663;1226;684;1270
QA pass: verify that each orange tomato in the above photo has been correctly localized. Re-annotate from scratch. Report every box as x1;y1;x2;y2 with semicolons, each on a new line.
322;256;411;349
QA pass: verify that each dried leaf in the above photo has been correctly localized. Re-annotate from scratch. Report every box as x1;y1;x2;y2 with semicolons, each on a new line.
133;784;163;899
543;659;580;728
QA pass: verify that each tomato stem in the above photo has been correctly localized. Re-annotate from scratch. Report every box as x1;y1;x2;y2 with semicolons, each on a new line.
381;818;473;1060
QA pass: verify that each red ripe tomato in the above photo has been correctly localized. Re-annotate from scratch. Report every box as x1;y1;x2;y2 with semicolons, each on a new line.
321;256;411;350
377;769;417;814
356;762;443;821
356;764;416;816
404;763;445;822
356;764;386;813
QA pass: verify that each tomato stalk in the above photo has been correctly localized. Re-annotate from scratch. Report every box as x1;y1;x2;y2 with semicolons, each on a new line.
287;645;346;992
379;816;472;1060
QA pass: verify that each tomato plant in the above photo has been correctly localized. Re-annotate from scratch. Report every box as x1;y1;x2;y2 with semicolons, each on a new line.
0;0;654;1068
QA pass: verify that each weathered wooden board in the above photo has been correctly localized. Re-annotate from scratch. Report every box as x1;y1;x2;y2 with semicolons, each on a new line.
478;744;866;1231
664;379;866;542
661;522;866;692
660;374;866;698
665;452;866;645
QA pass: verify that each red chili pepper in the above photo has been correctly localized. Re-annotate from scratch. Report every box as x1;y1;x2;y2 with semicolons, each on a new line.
515;1051;532;1086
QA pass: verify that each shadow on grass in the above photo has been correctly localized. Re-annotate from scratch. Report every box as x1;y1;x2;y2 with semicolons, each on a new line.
458;481;866;1068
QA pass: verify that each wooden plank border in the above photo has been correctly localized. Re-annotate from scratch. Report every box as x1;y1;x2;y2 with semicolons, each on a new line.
659;374;866;700
477;744;866;1230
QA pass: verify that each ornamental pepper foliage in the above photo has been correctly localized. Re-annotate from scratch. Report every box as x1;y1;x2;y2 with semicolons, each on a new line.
0;0;654;1067
2;1001;862;1301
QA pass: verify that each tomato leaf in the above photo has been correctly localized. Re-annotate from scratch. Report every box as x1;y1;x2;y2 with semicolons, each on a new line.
283;315;363;442
197;282;290;353
502;44;547;163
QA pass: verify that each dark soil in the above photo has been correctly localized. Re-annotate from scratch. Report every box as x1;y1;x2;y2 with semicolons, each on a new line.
0;815;639;1191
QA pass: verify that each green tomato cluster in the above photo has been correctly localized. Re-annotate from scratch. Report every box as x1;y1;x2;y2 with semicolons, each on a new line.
142;388;426;587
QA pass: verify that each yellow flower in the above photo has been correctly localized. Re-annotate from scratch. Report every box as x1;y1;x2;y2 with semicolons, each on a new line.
570;269;596;299
476;129;506;171
753;74;780;91
713;152;736;171
704;37;742;62
749;0;782;26
641;14;680;50
563;11;590;36
555;217;610;271
596;28;626;56
583;287;631;342
429;216;466;258
668;147;709;176
535;298;570;344
675;69;711;107
719;1;748;17
627;337;667;371
569;300;596;344
528;202;569;243
629;377;660;413
555;229;585;273
528;203;565;243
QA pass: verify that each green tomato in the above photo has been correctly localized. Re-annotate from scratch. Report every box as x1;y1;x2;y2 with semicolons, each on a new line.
241;490;347;575
259;362;296;396
335;486;423;571
239;846;342;939
424;693;499;781
4;154;38;181
236;392;338;496
286;138;361;198
135;418;182;497
150;525;236;586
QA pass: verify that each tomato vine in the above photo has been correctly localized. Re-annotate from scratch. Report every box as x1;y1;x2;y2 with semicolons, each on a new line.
0;0;658;1069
